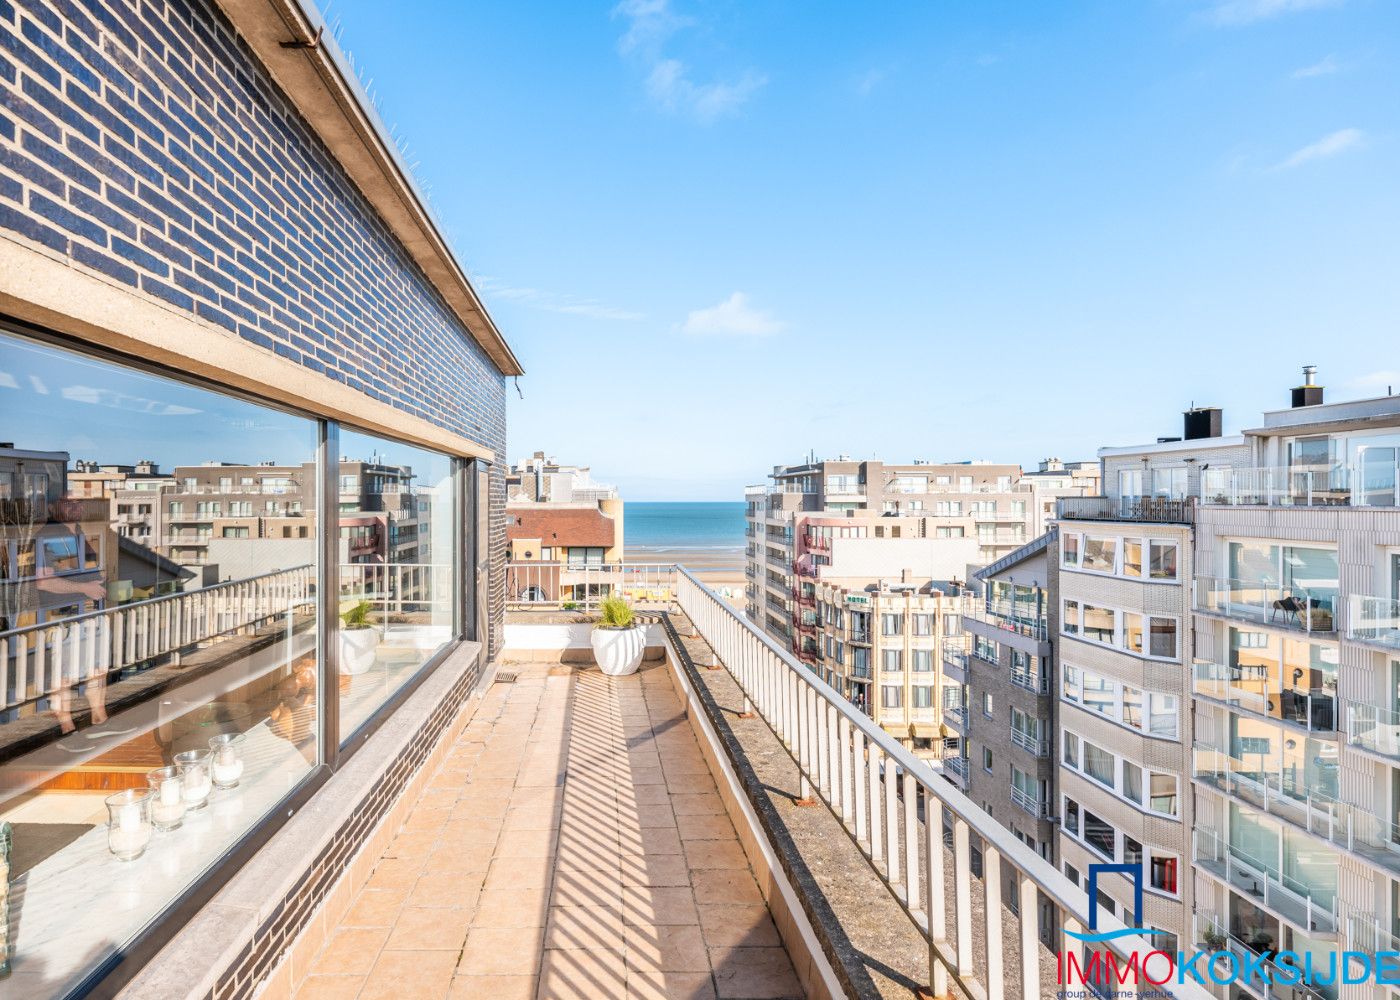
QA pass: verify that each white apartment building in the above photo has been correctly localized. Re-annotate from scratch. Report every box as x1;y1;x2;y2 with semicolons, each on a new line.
1057;370;1400;1000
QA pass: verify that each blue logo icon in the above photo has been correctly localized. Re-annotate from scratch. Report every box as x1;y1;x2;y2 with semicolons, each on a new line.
1063;863;1169;943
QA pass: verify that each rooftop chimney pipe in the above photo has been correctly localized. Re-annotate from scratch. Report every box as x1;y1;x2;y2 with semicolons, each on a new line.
1291;365;1324;408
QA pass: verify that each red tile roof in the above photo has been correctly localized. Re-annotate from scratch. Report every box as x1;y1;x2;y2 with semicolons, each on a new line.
507;507;616;548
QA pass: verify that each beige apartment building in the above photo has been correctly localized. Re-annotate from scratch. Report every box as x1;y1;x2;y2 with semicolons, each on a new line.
799;575;970;759
744;455;1099;643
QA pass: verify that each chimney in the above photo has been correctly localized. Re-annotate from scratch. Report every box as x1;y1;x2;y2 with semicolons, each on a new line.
1183;406;1223;441
1292;365;1324;408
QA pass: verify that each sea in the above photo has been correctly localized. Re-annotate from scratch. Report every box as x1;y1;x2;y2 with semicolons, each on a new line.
625;502;746;561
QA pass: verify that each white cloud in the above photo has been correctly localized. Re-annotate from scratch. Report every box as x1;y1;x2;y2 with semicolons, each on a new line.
1273;127;1365;169
854;68;887;97
1292;54;1339;78
612;0;765;122
476;276;644;321
1206;0;1342;26
680;293;785;337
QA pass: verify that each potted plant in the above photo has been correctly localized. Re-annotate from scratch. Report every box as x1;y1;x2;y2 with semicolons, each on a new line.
339;600;378;676
1203;927;1227;953
590;595;645;676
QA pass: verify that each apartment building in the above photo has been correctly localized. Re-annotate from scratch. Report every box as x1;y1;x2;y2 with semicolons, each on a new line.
504;452;625;604
1054;417;1241;955
744;455;1099;643
941;533;1058;861
800;574;969;759
0;0;519;992
1054;370;1400;993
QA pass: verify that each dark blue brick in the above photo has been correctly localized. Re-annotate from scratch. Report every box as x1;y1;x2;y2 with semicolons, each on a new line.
107;184;162;229
140;273;193;311
67;133;137;192
23;74;99;142
0;76;61;140
167;139;212;186
196;300;235;331
19;15;98;92
0;172;18;203
194;258;234;295
136;137;188;188
100;134;160;186
172;266;217;302
22;131;99;191
218;292;256;325
65;25;131;98
106;89;160;144
70;186;136;238
238;323;274;350
75;0;135;53
166;222;212;262
29;189;105;244
0;0;13;22
13;0;58;35
135;181;190;230
51;0;96;41
72;240;136;284
138;226;190;270
66;81;134;144
111;234;169;275
0;198;65;251
0;143;62;195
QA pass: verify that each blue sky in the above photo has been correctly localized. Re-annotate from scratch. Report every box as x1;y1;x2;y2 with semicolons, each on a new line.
327;0;1399;500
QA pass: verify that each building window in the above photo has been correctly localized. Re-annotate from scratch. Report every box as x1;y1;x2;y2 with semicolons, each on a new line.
1152;467;1188;500
1082;743;1114;787
912;649;933;672
1082;810;1115;860
1064;798;1080;837
882;613;903;636
913;613;934;636
1150;854;1179;895
983;747;993;772
881;649;902;673
1063;732;1079;767
1149;541;1178;580
981;692;994;717
1149;773;1179;816
912;686;934;708
1082;536;1117;573
881;686;903;709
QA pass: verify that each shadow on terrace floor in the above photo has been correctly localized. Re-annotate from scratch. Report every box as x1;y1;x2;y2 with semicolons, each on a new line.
290;659;805;1000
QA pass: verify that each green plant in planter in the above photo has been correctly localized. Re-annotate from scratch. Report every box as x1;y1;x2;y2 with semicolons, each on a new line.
341;600;374;630
595;595;635;629
1203;928;1227;952
562;601;579;611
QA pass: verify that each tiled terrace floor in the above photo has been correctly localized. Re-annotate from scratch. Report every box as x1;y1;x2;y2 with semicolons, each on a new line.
293;661;804;1000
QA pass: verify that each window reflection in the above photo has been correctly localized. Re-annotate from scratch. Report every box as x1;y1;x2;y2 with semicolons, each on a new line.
336;429;455;739
0;330;320;997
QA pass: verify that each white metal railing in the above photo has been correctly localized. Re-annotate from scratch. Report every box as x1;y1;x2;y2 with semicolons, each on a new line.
942;755;969;785
0;565;314;713
504;562;681;611
340;562;451;616
1200;464;1355;508
1010;728;1048;758
675;569;1207;1000
941;635;969;675
1192;827;1337;934
966;601;1048;641
1010;662;1049;695
1348;593;1400;648
1191;659;1337;733
1010;786;1049;817
1194;913;1330;1000
1346;702;1400;761
1193;576;1338;633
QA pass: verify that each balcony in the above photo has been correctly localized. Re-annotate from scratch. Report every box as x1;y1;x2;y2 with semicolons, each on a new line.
943;705;967;732
942;635;969;683
1193;576;1338;635
1346;702;1400;762
804;534;829;551
766;552;789;571
1010;786;1049;818
1192;743;1400;880
942;754;969;786
1348;593;1400;649
1199;464;1366;508
1192;828;1337;935
848;629;871;645
1056;495;1195;524
1191;660;1338;734
964;600;1047;641
1195;914;1331;1000
1009;729;1048;758
1009;662;1049;695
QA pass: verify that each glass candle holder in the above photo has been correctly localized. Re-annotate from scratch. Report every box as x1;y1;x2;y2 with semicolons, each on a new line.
208;732;247;790
105;789;154;861
146;765;187;831
174;749;213;811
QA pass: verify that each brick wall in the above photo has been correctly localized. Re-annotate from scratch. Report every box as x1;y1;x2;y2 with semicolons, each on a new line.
0;0;508;652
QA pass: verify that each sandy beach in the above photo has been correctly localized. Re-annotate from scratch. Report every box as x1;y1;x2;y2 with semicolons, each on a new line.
625;546;747;603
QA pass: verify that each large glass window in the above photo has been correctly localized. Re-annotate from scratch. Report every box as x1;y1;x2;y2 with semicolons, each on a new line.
338;430;456;740
0;330;322;995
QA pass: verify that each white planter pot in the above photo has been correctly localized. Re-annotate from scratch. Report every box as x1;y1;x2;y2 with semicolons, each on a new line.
591;626;645;676
339;628;379;676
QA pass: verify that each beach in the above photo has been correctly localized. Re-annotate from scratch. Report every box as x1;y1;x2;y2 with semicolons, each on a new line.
625;546;747;604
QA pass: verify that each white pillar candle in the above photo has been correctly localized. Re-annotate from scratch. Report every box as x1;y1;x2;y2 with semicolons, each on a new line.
160;776;181;806
118;802;141;834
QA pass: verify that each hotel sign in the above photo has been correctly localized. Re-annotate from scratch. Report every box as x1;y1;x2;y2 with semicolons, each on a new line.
845;594;870;607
